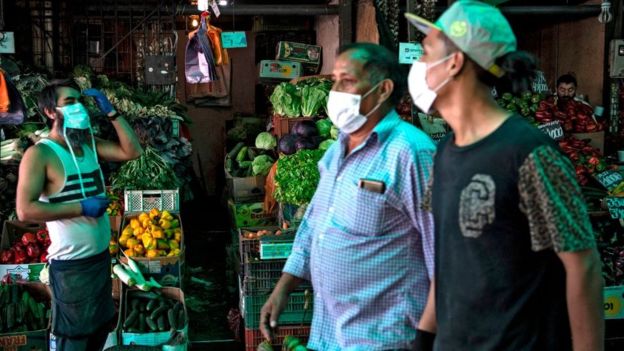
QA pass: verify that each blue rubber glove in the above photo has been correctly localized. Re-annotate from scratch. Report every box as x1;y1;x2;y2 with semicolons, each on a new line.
83;88;116;116
80;196;111;218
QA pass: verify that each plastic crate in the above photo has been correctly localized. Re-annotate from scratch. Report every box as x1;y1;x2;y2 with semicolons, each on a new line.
241;291;313;329
272;115;313;139
244;325;311;351
124;189;180;213
239;226;295;262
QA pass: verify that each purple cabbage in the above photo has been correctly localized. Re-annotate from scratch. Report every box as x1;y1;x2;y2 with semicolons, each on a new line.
278;134;298;155
292;120;319;138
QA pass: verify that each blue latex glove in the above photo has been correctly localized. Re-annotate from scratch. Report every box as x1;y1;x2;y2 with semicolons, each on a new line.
83;88;116;115
80;196;111;218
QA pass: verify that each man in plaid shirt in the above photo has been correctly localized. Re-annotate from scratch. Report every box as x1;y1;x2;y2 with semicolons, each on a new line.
260;43;436;351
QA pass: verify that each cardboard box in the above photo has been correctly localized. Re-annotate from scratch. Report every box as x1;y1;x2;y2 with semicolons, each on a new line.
228;200;276;229
120;287;188;349
572;131;605;154
225;166;267;203
259;60;302;80
0;221;46;282
276;41;322;67
605;285;624;320
0;282;50;351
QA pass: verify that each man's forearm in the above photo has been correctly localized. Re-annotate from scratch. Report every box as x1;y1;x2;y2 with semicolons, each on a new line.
111;116;142;158
17;200;82;222
565;250;604;351
275;273;304;295
419;280;437;333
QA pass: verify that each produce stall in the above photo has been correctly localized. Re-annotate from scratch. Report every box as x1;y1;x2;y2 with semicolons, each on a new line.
1;0;624;350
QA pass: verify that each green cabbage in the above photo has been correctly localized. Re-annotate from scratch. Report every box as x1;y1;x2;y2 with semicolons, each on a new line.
316;119;333;138
252;155;275;176
269;83;301;117
255;132;277;150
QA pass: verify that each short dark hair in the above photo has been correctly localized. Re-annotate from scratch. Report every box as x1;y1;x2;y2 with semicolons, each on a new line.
557;74;577;87
337;43;406;105
441;34;538;95
38;79;81;127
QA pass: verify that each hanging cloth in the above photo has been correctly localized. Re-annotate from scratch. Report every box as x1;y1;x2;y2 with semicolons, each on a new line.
207;23;229;66
0;70;26;125
184;15;218;84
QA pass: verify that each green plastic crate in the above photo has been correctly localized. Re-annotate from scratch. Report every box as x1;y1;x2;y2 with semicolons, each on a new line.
241;291;313;329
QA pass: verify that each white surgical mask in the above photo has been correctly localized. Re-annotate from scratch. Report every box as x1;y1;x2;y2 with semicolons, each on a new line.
56;103;103;199
408;54;453;113
327;82;384;134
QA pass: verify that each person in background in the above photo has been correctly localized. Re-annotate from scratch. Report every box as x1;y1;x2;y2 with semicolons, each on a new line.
259;43;436;350
16;79;142;351
555;73;593;108
405;1;603;350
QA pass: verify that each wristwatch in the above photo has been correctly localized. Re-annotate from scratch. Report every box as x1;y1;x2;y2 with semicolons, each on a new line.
108;111;120;122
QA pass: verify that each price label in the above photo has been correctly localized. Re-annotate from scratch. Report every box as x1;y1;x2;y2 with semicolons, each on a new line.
604;285;624;319
537;120;564;140
606;197;624;219
399;42;423;64
147;260;162;274
595;171;624;191
210;0;221;18
0;32;15;54
221;31;247;49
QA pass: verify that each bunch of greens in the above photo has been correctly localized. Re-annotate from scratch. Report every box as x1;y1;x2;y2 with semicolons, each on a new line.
274;149;324;206
225;141;275;178
12;72;49;120
298;78;332;117
110;146;180;191
270;82;301;117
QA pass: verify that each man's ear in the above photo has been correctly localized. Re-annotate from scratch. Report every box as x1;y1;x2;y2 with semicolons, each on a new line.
448;51;466;77
43;107;57;121
379;79;394;103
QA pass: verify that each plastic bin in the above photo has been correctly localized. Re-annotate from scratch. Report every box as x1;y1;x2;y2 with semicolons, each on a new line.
244;325;311;351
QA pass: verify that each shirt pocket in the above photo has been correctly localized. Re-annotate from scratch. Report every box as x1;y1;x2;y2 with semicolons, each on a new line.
333;181;388;236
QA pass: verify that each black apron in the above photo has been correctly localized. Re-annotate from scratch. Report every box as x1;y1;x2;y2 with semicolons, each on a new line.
49;249;115;338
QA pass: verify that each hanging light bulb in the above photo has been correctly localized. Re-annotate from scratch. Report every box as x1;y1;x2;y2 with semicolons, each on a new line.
190;15;200;28
218;0;228;6
598;1;613;24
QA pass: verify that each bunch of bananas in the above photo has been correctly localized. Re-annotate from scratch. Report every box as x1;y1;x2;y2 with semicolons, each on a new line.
118;209;182;259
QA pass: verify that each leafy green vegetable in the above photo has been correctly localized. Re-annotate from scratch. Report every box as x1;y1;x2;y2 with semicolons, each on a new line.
274;149;324;206
269;83;301;117
330;125;339;140
111;146;180;191
255;132;277;150
300;85;328;117
316;119;333;139
319;139;335;151
252;155;275;176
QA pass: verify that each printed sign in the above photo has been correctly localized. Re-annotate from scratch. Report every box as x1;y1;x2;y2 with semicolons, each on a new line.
221;31;248;49
606;197;624;219
399;42;423;64
0;32;15;54
604;285;624;319
595;171;624;192
537;120;564;140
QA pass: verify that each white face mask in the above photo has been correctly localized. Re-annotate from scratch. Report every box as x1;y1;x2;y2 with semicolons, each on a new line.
327;82;384;134
56;103;103;199
408;54;453;113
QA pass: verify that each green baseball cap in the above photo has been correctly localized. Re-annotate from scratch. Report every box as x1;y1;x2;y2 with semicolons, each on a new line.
405;0;517;78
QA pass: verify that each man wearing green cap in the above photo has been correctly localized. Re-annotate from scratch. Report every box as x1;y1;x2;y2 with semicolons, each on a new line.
405;1;603;350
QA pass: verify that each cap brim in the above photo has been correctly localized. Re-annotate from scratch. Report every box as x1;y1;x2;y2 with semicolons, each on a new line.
405;13;441;35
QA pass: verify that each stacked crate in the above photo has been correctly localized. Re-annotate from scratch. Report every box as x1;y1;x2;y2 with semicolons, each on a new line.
238;227;312;350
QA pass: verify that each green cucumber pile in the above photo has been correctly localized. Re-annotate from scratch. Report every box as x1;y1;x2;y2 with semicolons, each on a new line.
0;284;49;333
123;291;187;333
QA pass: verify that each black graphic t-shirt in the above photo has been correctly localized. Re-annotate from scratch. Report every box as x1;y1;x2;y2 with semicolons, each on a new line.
427;115;595;351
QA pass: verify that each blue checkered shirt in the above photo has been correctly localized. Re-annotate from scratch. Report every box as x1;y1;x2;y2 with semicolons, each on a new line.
283;110;436;351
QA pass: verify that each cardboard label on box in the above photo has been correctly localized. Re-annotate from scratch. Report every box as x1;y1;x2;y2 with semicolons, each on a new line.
229;200;276;228
276;41;321;66
259;60;302;80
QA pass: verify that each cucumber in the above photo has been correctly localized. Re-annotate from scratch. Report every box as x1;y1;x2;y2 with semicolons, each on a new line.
150;304;168;321
227;142;245;160
236;146;249;163
167;308;177;330
139;313;146;332
37;303;45;330
131;291;160;300
6;303;15;330
247;147;257;160
146;316;158;331
177;309;186;329
10;285;19;304
15;302;23;324
131;298;139;311
123;310;139;329
146;299;159;312
157;315;166;331
0;286;7;305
